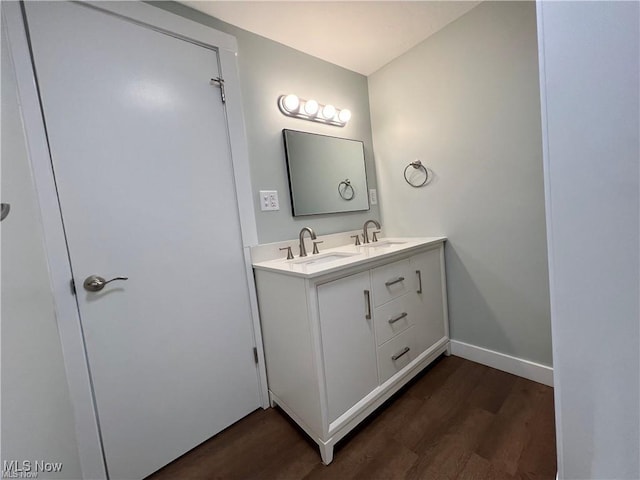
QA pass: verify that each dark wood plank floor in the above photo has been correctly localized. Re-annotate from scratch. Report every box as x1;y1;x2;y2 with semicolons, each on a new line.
147;356;556;480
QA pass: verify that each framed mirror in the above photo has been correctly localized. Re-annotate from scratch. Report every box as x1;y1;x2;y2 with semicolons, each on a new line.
283;129;370;216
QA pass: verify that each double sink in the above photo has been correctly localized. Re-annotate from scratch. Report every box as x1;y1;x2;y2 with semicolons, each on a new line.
289;240;408;267
252;234;448;278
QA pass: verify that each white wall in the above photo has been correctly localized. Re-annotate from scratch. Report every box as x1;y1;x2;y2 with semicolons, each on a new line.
1;23;82;480
368;2;552;366
537;1;639;478
151;2;380;245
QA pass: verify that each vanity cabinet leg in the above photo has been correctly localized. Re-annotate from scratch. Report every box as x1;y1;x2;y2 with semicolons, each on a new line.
319;443;334;465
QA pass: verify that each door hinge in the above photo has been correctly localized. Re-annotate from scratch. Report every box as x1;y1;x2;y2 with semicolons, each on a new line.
70;278;76;295
253;347;259;364
210;77;226;103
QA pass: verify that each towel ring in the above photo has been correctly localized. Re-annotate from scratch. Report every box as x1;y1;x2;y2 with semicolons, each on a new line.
338;179;355;200
404;160;429;188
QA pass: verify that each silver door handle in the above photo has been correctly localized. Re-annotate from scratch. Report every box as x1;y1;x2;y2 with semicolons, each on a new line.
385;276;405;287
416;270;423;294
388;312;408;324
1;203;10;222
364;290;372;320
392;346;410;361
83;275;128;292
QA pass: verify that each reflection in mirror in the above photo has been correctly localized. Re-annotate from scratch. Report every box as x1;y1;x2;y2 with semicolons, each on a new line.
283;129;370;216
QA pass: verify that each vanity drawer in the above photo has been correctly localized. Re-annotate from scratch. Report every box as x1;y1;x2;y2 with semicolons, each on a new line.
371;259;412;307
377;325;424;384
373;292;420;346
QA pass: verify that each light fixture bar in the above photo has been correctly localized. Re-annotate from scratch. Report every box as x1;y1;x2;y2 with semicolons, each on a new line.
278;94;351;127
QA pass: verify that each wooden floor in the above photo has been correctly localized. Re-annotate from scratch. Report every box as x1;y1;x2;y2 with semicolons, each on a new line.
148;356;556;480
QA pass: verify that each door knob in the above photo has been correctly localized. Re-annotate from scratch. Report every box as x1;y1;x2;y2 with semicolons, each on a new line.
83;275;128;292
1;203;10;222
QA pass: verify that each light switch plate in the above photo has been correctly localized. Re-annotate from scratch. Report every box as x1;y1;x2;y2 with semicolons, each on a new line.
260;190;279;211
369;189;378;205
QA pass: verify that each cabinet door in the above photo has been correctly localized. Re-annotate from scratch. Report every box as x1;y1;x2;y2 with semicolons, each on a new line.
410;248;447;353
318;271;378;424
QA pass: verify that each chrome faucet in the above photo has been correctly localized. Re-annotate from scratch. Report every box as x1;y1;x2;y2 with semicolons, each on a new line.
362;219;381;244
298;227;317;257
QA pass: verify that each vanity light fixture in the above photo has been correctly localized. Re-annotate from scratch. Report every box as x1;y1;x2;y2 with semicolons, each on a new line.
278;94;351;127
338;109;352;123
282;94;300;112
304;99;319;116
321;104;336;120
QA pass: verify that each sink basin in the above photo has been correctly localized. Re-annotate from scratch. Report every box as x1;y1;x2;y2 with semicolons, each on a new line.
362;240;407;249
290;252;357;266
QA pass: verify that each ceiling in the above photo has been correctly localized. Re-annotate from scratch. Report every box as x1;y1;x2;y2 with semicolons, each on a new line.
181;1;480;76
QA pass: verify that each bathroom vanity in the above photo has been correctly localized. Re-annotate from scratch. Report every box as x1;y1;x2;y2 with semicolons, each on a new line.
252;236;449;464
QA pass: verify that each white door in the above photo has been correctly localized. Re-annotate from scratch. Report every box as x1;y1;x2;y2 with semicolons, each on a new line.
317;272;378;423
24;3;261;478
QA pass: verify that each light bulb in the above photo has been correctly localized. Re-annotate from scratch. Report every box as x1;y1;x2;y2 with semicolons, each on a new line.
338;109;352;123
283;94;299;112
304;99;319;115
322;104;336;120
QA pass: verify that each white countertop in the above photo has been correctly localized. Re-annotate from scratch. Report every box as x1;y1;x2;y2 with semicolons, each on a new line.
252;236;446;278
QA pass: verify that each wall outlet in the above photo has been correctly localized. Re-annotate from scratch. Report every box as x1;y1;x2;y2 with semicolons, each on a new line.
369;189;378;205
259;190;279;211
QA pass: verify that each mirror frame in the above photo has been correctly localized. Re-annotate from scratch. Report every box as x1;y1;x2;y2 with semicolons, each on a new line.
282;129;370;217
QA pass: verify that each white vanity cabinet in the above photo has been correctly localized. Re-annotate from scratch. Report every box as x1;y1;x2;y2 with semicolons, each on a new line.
253;239;449;464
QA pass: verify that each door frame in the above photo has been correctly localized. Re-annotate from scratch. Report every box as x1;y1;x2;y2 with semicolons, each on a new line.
3;2;269;478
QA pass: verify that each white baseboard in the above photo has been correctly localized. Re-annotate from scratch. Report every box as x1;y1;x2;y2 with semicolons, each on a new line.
450;340;554;387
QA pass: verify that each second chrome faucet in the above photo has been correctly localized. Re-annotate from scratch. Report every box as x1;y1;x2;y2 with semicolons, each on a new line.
298;227;317;257
362;219;381;244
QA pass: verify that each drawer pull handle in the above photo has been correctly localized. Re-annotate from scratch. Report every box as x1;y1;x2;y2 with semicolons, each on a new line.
364;290;372;320
388;312;408;324
385;276;405;287
416;270;423;294
392;346;411;361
